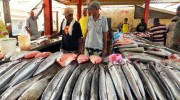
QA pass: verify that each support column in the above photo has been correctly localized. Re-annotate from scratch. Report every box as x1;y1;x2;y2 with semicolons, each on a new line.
2;0;12;37
77;0;82;21
144;0;150;25
43;0;53;35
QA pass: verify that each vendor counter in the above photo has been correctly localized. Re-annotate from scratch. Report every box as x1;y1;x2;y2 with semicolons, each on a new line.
29;38;61;53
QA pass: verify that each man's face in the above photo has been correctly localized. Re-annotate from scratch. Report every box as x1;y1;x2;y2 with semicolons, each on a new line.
65;14;73;22
83;9;87;16
89;8;98;16
176;10;180;16
29;11;34;17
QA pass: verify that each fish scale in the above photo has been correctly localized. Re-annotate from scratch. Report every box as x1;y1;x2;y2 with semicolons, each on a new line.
90;68;99;100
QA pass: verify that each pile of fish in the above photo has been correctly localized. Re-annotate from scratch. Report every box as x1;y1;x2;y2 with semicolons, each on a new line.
0;50;179;100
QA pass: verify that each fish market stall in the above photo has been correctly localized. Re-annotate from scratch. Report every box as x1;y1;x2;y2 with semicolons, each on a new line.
0;33;179;100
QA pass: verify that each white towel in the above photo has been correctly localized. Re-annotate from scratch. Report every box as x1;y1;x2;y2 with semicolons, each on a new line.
62;19;76;36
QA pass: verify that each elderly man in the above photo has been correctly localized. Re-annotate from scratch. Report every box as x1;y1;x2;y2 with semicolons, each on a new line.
0;19;8;38
171;5;180;51
25;5;44;40
51;7;82;54
84;1;108;57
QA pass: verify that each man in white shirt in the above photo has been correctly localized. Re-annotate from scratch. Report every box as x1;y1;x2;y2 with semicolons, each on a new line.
25;5;44;40
84;1;108;57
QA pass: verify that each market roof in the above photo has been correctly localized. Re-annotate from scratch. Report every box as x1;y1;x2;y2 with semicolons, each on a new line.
54;0;180;5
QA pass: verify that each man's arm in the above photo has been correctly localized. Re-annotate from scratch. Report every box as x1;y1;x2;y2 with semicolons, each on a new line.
103;32;108;56
36;4;44;17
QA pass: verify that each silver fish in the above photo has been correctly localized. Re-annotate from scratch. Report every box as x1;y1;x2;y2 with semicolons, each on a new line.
50;62;78;100
0;75;42;100
0;60;19;76
0;61;28;91
80;67;94;100
114;64;133;100
160;68;180;99
18;75;52;100
33;52;63;76
105;71;118;100
72;67;91;100
41;65;71;100
8;58;44;87
90;68;99;100
99;66;108;100
108;63;125;100
62;63;90;100
121;60;142;100
127;63;146;100
135;62;157;100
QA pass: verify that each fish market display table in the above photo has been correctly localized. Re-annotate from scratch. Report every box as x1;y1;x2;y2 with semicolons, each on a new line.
29;39;61;53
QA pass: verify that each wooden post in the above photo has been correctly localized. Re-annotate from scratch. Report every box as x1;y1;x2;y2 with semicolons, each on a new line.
2;0;12;37
43;0;53;35
144;0;150;25
77;0;82;21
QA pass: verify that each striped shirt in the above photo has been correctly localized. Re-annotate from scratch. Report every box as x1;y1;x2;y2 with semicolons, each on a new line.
149;24;167;45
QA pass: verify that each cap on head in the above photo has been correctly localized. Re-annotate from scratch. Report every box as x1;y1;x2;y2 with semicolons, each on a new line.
87;1;101;10
63;7;74;16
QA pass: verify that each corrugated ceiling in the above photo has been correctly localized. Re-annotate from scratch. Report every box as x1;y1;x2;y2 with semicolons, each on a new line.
54;0;180;5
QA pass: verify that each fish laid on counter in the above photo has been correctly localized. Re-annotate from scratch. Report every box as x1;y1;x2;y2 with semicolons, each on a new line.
18;75;53;100
35;52;52;58
10;51;31;61
0;61;29;92
77;54;90;64
33;52;63;76
8;58;44;87
56;53;77;67
0;75;42;100
24;51;41;59
90;55;102;64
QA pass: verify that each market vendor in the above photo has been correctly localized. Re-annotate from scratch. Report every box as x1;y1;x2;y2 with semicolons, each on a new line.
0;19;8;38
172;5;180;51
51;7;82;54
84;1;108;56
25;5;44;40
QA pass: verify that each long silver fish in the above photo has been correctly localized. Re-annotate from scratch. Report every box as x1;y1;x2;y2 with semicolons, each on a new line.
50;62;78;100
72;67;91;100
0;61;28;91
0;75;42;100
62;63;90;100
80;67;95;100
90;67;99;100
8;58;44;87
160;68;180;99
18;75;52;100
33;52;63;76
108;63;125;100
127;62;146;100
105;71;118;100
114;64;133;100
164;67;180;87
134;62;157;100
0;60;19;76
142;64;167;100
121;60;142;100
41;65;71;100
99;66;108;100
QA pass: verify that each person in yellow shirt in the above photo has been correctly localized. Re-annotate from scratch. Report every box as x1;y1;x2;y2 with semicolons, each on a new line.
0;19;8;38
79;8;88;37
122;18;129;34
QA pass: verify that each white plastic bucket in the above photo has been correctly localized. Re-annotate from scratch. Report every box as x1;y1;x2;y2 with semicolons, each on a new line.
0;38;17;55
